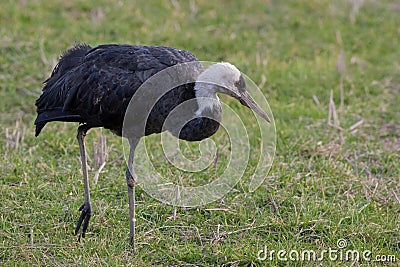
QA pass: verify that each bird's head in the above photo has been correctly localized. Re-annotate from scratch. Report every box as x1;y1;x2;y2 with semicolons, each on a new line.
197;62;271;123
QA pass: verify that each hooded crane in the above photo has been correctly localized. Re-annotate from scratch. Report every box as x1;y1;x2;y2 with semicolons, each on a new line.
35;44;270;248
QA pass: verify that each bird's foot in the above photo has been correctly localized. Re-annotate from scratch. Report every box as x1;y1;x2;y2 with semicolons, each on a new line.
75;201;92;240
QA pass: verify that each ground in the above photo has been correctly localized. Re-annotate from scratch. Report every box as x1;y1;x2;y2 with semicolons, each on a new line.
0;0;399;266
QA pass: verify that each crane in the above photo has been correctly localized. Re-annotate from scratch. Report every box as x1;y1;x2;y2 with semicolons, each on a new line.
34;43;270;248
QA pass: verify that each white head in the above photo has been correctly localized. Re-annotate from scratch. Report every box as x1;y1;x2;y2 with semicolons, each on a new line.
194;62;270;122
196;62;243;97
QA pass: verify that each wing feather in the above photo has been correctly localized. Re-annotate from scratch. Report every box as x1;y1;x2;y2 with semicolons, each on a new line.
35;44;200;136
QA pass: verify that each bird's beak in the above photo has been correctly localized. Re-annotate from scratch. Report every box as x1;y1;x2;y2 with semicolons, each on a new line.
238;91;271;123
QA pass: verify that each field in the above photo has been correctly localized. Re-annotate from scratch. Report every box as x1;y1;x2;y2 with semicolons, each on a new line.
1;0;399;266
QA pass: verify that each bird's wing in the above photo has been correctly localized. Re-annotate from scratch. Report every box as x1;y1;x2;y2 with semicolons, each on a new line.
35;44;201;135
85;44;199;74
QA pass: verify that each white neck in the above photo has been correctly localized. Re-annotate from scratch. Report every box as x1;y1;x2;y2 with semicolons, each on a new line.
194;82;220;117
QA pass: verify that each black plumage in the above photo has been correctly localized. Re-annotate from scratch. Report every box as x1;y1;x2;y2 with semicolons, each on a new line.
35;44;220;139
34;43;270;248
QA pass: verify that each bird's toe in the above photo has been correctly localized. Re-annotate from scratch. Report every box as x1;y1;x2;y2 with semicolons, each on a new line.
75;202;92;237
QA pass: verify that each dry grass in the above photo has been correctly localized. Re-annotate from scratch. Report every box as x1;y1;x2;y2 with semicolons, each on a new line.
0;0;399;266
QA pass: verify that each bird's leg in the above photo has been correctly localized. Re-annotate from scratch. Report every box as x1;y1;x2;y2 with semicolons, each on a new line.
126;137;139;249
75;125;92;240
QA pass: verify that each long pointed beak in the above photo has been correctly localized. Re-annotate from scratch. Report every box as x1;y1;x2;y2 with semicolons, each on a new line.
238;91;271;123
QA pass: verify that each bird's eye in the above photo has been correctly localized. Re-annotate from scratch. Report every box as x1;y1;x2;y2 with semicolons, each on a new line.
234;75;246;93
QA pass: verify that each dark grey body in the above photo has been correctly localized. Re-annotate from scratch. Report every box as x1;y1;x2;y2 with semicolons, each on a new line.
35;44;220;141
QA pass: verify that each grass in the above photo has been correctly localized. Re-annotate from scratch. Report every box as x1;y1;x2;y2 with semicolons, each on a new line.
1;0;399;265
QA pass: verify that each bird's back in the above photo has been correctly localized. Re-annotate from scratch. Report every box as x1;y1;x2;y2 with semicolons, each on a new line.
35;44;202;136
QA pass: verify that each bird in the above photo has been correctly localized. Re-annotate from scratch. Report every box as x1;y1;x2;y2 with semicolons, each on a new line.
34;43;270;249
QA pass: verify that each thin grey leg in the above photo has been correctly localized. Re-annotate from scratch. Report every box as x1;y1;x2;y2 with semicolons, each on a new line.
126;137;139;249
75;125;92;239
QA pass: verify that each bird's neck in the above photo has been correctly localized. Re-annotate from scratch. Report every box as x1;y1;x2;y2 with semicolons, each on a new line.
194;82;221;117
175;82;221;141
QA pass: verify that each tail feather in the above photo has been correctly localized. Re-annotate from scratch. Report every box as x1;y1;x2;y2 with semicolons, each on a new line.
35;44;91;136
35;123;46;137
44;43;92;90
34;109;83;136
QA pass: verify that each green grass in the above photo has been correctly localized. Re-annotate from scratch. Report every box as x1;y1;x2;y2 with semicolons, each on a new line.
1;0;399;266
